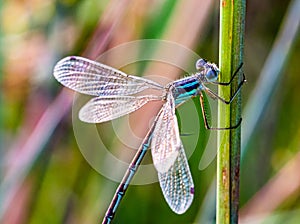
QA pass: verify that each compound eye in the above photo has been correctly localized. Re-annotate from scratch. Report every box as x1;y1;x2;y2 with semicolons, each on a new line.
206;69;219;81
195;58;207;70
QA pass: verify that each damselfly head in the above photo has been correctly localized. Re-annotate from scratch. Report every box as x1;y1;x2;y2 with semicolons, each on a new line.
195;58;207;70
205;66;219;82
196;58;219;82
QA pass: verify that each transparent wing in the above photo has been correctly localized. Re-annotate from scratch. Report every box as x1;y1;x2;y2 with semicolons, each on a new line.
53;56;163;96
158;145;194;214
151;92;180;173
79;95;161;123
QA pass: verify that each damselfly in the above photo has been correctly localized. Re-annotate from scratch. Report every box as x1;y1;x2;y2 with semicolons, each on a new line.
53;56;245;223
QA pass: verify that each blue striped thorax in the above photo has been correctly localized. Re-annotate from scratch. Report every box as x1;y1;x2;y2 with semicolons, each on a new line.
167;59;220;106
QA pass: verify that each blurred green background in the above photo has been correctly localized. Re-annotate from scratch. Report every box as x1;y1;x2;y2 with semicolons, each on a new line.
0;0;299;223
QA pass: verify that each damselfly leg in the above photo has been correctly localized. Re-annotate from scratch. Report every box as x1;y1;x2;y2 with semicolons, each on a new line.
204;72;245;105
212;62;244;86
200;63;245;130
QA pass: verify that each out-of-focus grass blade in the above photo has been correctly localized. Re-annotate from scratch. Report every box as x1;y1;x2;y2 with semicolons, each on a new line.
241;0;300;155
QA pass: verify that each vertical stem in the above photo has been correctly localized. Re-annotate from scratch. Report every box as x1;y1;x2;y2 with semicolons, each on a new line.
217;0;246;223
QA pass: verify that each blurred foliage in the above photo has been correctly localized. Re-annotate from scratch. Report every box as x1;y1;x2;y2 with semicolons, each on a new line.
0;0;299;224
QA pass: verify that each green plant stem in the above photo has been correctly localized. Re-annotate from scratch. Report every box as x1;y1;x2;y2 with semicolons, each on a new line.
217;0;246;223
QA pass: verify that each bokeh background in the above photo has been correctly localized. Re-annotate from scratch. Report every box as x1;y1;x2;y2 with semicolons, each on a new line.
1;0;299;223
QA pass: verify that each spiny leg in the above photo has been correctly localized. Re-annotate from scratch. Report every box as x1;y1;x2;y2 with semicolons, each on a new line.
203;73;246;105
200;63;245;129
199;94;242;130
212;62;244;86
